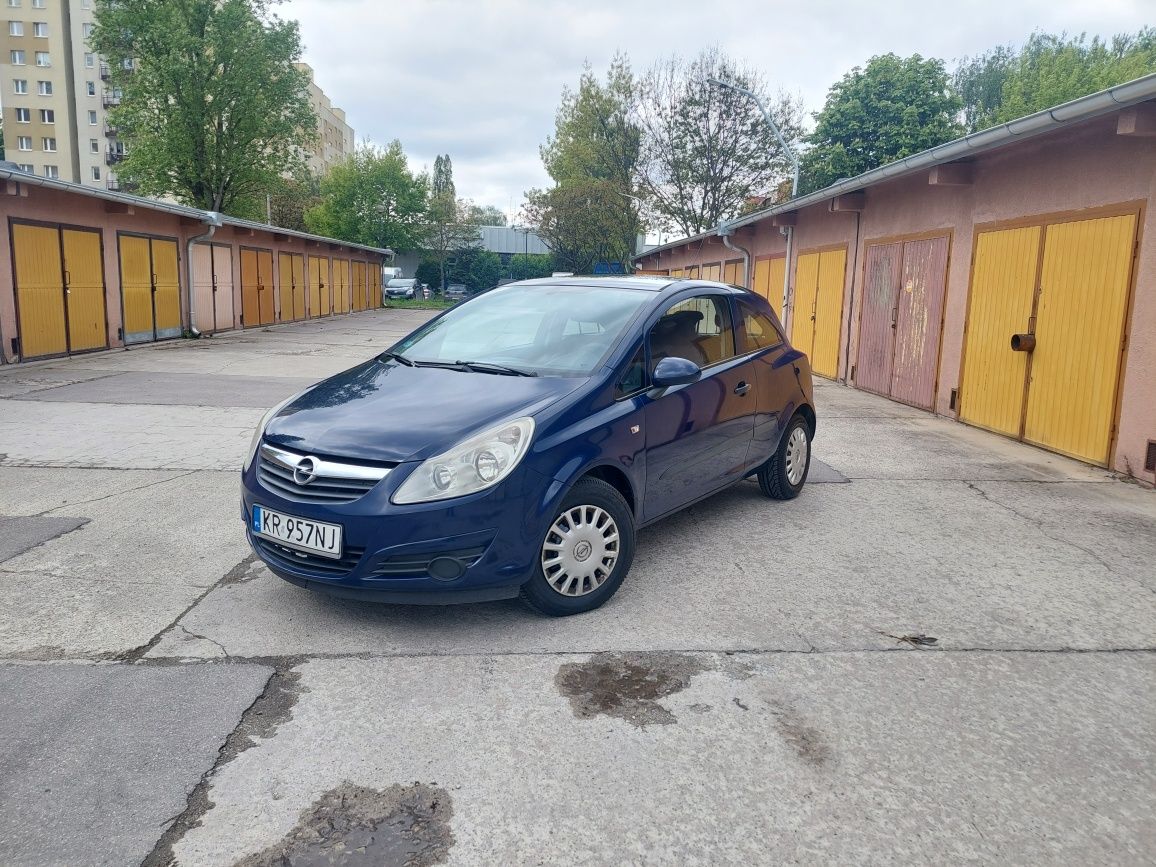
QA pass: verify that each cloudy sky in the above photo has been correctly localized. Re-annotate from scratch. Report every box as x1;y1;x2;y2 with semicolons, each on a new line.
281;0;1151;219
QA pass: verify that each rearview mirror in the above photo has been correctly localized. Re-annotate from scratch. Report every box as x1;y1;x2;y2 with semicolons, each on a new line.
652;356;702;388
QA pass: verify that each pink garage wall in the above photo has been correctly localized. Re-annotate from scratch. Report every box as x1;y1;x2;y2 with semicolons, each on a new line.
0;181;383;364
635;107;1156;484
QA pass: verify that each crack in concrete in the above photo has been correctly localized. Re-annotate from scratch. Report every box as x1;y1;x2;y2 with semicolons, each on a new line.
139;664;304;867
964;481;1124;576
178;625;231;658
29;471;199;517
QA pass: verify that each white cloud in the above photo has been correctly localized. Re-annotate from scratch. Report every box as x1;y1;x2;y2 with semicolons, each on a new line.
282;0;1152;216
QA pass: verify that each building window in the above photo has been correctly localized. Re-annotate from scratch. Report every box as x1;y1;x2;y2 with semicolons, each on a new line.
84;52;94;68
90;138;99;153
40;107;53;122
16;135;31;150
42;136;56;151
32;20;46;37
43;165;58;179
7;0;22;8
17;163;33;172
10;49;26;65
34;51;49;66
88;109;97;124
14;106;30;122
13;77;27;93
32;0;43;6
122;58;134;70
8;20;23;36
81;22;92;37
91;166;101;181
37;79;51;95
86;80;95;95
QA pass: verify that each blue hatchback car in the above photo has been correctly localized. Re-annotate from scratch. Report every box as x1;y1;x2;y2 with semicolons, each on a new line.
241;276;816;615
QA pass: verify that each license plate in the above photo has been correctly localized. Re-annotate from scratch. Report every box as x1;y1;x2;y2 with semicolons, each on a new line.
252;505;343;559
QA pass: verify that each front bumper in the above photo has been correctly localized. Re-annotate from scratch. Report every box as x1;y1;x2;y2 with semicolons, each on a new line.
241;456;554;603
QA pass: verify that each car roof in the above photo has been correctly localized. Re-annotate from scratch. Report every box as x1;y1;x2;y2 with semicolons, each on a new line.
511;275;745;294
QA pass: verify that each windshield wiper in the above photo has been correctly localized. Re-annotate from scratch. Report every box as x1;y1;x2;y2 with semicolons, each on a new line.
454;360;538;377
379;351;415;366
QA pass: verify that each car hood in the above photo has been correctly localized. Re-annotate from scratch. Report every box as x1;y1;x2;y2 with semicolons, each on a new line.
264;359;585;463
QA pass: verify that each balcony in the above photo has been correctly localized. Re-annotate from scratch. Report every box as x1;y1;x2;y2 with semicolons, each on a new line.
106;178;120;191
106;148;125;166
99;63;110;81
101;93;121;108
104;122;118;138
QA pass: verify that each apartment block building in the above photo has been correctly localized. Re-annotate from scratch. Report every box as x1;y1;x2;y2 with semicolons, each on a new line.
1;0;123;189
295;62;355;175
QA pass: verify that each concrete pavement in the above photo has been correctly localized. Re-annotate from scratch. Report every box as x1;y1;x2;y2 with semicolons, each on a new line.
0;309;1153;865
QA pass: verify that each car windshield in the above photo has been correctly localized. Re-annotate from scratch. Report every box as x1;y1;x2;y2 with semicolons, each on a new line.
391;283;651;377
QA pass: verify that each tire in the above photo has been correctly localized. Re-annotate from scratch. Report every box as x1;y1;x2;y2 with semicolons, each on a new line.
520;477;635;616
757;413;811;500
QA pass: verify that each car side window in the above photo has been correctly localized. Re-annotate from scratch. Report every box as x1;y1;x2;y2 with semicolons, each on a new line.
616;344;647;398
737;300;786;353
649;295;735;368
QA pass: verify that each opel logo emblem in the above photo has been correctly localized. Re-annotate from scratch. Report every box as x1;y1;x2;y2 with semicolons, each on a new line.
293;457;318;486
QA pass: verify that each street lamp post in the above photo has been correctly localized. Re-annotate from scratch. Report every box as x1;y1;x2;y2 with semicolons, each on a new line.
707;77;799;325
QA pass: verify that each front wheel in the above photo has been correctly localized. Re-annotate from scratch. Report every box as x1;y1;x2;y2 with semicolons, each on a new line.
757;414;811;500
520;477;635;616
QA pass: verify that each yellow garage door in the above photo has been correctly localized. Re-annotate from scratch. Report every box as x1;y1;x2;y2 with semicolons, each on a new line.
152;239;181;339
702;263;722;282
333;260;350;313
278;252;306;322
61;229;107;352
13;224;67;359
1025;214;1136;464
959;214;1136;465
240;248;275;327
308;256;329;318
723;260;744;286
791;249;846;378
119;235;155;344
958;226;1040;437
352;261;366;311
369;264;381;309
257;250;275;325
753;256;786;320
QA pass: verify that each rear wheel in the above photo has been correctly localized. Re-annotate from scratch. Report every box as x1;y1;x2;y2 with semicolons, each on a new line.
757;414;811;500
520;477;635;616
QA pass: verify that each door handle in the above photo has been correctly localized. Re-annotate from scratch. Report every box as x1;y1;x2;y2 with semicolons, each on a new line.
734;381;751;396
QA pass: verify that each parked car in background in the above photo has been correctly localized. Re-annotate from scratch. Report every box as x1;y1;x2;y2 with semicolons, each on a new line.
385;278;419;300
241;276;816;616
444;284;468;301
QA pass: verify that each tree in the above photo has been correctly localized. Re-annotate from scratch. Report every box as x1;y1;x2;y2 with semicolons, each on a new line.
466;204;507;226
526;56;643;271
424;154;481;289
955;29;1156;131
466;250;504;293
414;259;441;289
635;47;804;235
523;180;637;274
508;253;554;281
305;141;428;252
801;53;962;193
91;0;315;213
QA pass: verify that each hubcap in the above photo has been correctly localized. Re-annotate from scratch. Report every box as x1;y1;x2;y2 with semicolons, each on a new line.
541;505;620;597
785;426;809;485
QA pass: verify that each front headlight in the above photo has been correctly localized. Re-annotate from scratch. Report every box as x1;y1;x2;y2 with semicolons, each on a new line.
243;393;300;471
392;417;535;504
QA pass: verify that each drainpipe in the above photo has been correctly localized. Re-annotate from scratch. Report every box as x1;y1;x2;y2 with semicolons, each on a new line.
781;224;794;330
717;224;751;290
842;210;862;384
186;211;223;337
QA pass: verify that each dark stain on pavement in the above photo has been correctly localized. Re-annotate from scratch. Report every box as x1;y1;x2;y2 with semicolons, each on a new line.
234;782;454;867
768;702;832;766
219;553;264;586
228;667;306;756
555;652;707;727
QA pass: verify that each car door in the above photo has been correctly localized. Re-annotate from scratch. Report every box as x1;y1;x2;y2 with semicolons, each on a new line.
737;298;804;465
642;293;758;522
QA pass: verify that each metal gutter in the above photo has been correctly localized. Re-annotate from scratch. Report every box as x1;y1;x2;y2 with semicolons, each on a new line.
638;72;1156;259
0;168;393;258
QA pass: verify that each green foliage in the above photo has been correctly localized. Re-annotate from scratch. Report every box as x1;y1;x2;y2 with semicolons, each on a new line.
508;253;554;281
636;47;804;235
432;154;455;200
305;141;428;252
443;248;503;293
414;259;441;289
955;29;1156;131
527;56;642;271
801;53;962;193
466;204;507;226
91;0;315;213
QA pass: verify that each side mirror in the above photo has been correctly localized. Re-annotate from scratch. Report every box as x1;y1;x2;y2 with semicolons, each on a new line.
652;356;702;388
